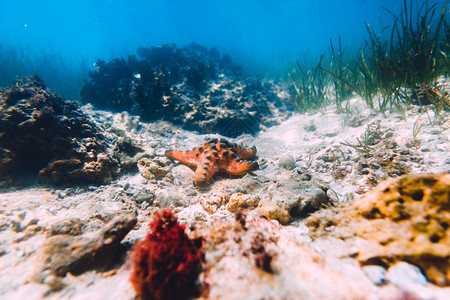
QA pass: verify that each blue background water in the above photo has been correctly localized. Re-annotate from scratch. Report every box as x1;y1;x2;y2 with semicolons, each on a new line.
0;0;445;97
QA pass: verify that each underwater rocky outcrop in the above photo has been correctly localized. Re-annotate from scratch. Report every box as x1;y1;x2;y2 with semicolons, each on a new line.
81;43;292;137
306;173;450;286
0;76;118;184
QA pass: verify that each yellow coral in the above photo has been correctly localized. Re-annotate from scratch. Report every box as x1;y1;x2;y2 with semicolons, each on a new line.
306;173;450;286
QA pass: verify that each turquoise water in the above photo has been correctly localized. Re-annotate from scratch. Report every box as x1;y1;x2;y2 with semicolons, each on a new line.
0;0;445;96
0;1;404;64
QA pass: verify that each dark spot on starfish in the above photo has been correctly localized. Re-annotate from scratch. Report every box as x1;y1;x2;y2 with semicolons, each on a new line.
221;139;231;146
220;142;227;148
249;161;259;171
195;153;199;157
210;144;217;150
236;158;241;162
202;171;207;176
198;146;203;152
215;158;220;163
205;154;212;160
202;165;208;170
231;153;236;159
204;161;209;165
204;149;208;153
223;150;228;156
212;151;218;157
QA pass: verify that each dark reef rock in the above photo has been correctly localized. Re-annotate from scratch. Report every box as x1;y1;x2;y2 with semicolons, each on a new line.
81;43;292;137
0;76;118;183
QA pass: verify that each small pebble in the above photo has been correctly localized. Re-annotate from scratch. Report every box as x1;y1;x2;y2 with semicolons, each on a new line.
279;155;296;170
362;265;386;286
123;182;131;191
304;123;316;132
386;262;433;300
386;262;427;287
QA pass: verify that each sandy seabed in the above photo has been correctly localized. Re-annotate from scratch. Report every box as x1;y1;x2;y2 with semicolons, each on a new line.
0;95;449;300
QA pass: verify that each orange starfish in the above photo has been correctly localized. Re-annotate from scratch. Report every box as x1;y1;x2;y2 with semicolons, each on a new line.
165;138;259;187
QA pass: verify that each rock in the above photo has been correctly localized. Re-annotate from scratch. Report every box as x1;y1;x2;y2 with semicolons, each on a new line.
113;136;150;172
257;204;292;225
66;153;116;183
224;174;263;194
200;193;229;214
362;265;387;286
137;157;170;180
303;122;316;132
0;215;9;231
278;154;296;170
129;188;155;206
34;213;137;282
386;262;434;300
326;189;339;206
112;111;141;132
49;219;84;236
155;190;190;208
386;262;427;287
171;165;195;185
227;193;260;212
258;172;329;223
306;173;450;286
0;76;118;183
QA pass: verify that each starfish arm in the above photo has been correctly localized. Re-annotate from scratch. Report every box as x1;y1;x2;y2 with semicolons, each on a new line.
224;161;259;175
194;164;218;187
165;150;200;167
234;145;257;160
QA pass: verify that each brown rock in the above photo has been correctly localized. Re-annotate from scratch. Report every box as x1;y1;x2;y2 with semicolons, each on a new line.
227;193;260;213
306;173;450;286
137;157;170;180
257;204;292;225
49;219;84;236
34;213;137;282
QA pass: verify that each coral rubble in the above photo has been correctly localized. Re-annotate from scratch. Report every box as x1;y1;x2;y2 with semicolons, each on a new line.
0;76;118;183
137;157;171;180
306;173;450;286
130;208;203;300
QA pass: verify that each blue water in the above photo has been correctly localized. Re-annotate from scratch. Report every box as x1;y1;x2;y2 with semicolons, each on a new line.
0;0;445;95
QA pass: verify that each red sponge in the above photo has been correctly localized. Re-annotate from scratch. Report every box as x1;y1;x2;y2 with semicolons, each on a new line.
130;208;202;300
